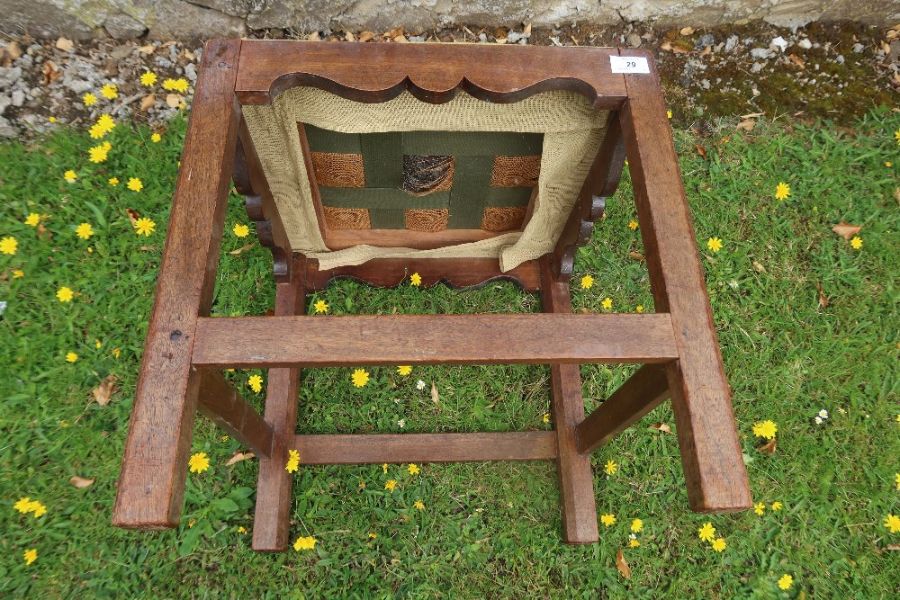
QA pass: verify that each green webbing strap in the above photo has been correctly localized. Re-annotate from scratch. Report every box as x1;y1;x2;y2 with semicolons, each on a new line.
304;124;360;153
402;131;543;156
362;132;403;187
320;188;450;209
448;155;493;228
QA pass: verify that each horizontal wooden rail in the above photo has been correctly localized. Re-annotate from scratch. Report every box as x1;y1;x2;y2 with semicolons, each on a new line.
192;313;678;367
292;432;557;464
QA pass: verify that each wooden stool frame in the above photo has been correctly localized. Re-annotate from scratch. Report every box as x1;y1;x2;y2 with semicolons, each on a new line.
113;39;752;551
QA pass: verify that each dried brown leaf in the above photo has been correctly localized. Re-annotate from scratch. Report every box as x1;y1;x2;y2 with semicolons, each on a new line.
616;549;632;579
816;281;829;309
788;53;806;69
695;144;707;159
831;221;861;240
393;34;408;43
649;422;672;434
886;543;900;551
307;31;321;41
757;437;777;455
165;93;182;108
736;119;756;132
679;27;695;36
225;451;255;466
55;37;74;52
660;41;673;52
126;208;141;225
740;112;765;119
41;60;60;85
384;27;404;39
69;475;95;488
92;374;118;406
182;49;195;61
139;94;156;112
228;243;254;256
523;23;532;36
358;31;376;42
752;260;766;273
138;44;155;54
431;382;439;404
628;251;645;262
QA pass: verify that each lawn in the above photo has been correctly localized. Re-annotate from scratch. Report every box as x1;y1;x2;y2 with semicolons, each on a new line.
1;107;898;598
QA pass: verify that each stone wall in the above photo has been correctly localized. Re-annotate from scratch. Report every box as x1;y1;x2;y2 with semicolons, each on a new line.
1;0;898;40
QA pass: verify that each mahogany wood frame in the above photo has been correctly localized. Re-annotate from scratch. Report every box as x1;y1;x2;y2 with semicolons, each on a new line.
113;39;751;551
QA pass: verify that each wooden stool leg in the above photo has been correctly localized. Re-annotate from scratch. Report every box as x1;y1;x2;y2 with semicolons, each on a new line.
252;267;305;551
541;259;599;543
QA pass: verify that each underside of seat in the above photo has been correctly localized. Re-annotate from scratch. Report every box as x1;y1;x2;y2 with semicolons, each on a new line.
112;39;752;553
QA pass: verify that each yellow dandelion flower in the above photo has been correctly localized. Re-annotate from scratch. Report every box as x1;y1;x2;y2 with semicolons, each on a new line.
754;502;765;516
706;237;723;252
382;463;388;474
313;299;329;314
133;217;156;236
150;132;162;143
66;352;78;363
13;269;24;278
108;177;119;186
774;182;791;201
385;479;398;492
629;537;640;548
397;365;412;376
752;420;778;440
600;513;616;527
95;339;102;349
711;537;726;552
48;116;57;123
23;548;37;566
407;463;420;476
351;368;370;388
162;78;189;93
28;500;47;517
884;514;900;533
293;535;316;551
100;83;118;100
580;274;594;289
542;412;550;424
368;532;377;539
127;177;143;192
666;109;673;119
771;501;783;511
604;460;618;475
140;71;158;87
64;170;77;183
96;114;115;132
188;452;210;474
112;347;121;359
88;124;105;139
232;223;249;238
285;449;300;473
25;213;41;226
14;497;33;513
413;500;425;511
410;272;422;286
628;219;639;231
56;286;74;302
236;526;247;533
248;374;263;393
75;223;94;240
895;127;900;145
83;92;97;106
635;305;644;313
698;522;716;542
0;236;17;255
631;518;643;533
601;297;613;311
850;236;862;250
778;574;794;590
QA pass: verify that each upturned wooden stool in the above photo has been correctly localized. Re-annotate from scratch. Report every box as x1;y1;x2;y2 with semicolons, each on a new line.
113;39;752;551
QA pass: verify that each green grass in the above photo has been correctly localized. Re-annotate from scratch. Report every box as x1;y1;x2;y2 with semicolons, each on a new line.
1;110;898;598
